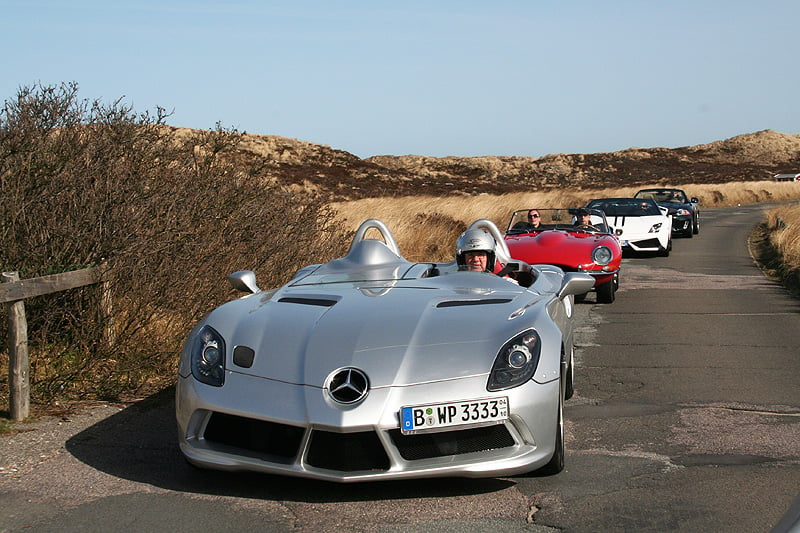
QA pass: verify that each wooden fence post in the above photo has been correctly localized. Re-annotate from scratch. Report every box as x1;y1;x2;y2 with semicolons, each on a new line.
1;271;30;421
101;265;116;348
0;265;104;420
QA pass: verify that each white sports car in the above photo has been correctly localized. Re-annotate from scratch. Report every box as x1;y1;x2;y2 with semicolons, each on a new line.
176;219;594;482
585;198;673;256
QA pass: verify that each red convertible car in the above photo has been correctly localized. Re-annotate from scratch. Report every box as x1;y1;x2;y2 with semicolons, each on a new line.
503;208;622;303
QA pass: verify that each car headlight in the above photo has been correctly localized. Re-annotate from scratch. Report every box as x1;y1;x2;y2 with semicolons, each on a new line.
487;329;541;391
592;246;613;266
649;223;662;233
191;325;226;387
675;208;691;216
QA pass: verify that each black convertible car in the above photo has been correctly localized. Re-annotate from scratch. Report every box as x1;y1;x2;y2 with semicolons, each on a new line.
634;188;700;237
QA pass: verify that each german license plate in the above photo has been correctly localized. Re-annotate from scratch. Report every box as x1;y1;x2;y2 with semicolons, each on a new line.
400;397;508;434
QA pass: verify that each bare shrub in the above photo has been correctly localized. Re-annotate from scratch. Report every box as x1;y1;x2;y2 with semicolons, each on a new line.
0;82;347;406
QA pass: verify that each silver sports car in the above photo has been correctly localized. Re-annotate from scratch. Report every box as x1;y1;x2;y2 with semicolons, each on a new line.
176;219;594;482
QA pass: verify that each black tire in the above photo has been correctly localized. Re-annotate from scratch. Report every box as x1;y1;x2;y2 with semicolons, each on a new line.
659;239;671;257
564;349;575;400
595;280;615;303
538;391;565;475
574;292;588;303
693;216;700;235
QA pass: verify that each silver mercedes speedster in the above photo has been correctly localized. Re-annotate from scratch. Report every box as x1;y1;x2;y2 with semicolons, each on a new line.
176;219;594;482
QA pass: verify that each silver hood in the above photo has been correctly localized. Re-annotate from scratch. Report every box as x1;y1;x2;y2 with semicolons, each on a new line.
209;275;543;389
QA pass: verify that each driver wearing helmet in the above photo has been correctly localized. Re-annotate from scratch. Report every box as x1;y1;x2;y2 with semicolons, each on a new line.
455;229;518;283
456;228;498;273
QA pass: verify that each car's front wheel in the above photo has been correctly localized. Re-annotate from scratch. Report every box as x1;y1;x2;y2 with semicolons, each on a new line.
564;347;574;400
693;216;700;235
596;280;615;303
538;390;565;475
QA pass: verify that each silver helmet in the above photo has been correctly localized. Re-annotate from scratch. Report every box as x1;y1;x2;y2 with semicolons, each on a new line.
455;228;496;272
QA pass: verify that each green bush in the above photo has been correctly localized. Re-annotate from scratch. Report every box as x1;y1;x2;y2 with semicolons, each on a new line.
0;82;348;406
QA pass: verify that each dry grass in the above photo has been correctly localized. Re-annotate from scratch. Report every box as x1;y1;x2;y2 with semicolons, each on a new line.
333;180;800;262
763;205;800;271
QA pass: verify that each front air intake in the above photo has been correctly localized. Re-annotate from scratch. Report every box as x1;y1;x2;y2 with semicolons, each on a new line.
305;430;390;471
389;425;514;460
203;412;304;460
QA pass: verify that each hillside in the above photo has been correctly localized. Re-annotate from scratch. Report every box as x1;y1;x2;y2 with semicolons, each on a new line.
185;128;800;201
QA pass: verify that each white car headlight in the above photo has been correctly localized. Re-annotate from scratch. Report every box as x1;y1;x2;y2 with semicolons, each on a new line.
592;246;613;266
649;223;662;233
488;329;541;391
191;325;226;387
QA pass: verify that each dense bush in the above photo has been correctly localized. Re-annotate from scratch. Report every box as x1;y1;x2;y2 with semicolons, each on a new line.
0;82;348;406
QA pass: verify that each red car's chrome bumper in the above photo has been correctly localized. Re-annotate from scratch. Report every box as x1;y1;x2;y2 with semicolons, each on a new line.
584;270;618;286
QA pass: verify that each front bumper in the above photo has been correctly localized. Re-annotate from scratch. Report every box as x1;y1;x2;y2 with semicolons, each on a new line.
619;237;663;252
176;371;561;482
584;270;618;287
671;216;692;233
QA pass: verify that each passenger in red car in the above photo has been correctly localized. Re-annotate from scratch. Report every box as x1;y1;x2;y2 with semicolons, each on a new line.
511;210;542;232
527;210;542;229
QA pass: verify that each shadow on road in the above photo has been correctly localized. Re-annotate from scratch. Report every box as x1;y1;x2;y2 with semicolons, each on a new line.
65;386;516;502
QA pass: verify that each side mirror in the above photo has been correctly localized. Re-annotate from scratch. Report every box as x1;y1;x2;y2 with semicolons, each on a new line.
558;272;596;300
228;270;261;294
691;197;699;204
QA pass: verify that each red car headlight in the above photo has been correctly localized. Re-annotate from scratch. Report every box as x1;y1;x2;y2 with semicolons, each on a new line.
592;246;613;266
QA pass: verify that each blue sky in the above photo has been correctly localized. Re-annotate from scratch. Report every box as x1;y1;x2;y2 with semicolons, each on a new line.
3;1;798;158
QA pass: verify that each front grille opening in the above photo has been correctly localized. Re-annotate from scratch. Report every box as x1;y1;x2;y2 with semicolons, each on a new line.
203;412;304;460
389;424;515;460
633;238;661;248
306;430;390;471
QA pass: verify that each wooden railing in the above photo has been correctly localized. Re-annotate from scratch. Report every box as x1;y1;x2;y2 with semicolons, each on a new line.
1;266;109;420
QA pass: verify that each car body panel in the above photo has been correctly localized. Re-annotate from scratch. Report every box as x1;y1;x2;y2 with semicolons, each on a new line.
176;219;595;482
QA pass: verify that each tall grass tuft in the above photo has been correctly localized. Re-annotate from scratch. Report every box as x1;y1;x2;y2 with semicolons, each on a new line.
764;205;800;275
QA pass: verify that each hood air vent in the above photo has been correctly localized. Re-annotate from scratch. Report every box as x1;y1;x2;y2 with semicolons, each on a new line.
436;298;512;308
278;297;338;307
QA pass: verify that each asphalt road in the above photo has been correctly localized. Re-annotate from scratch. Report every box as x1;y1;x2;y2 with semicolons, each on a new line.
1;204;799;532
